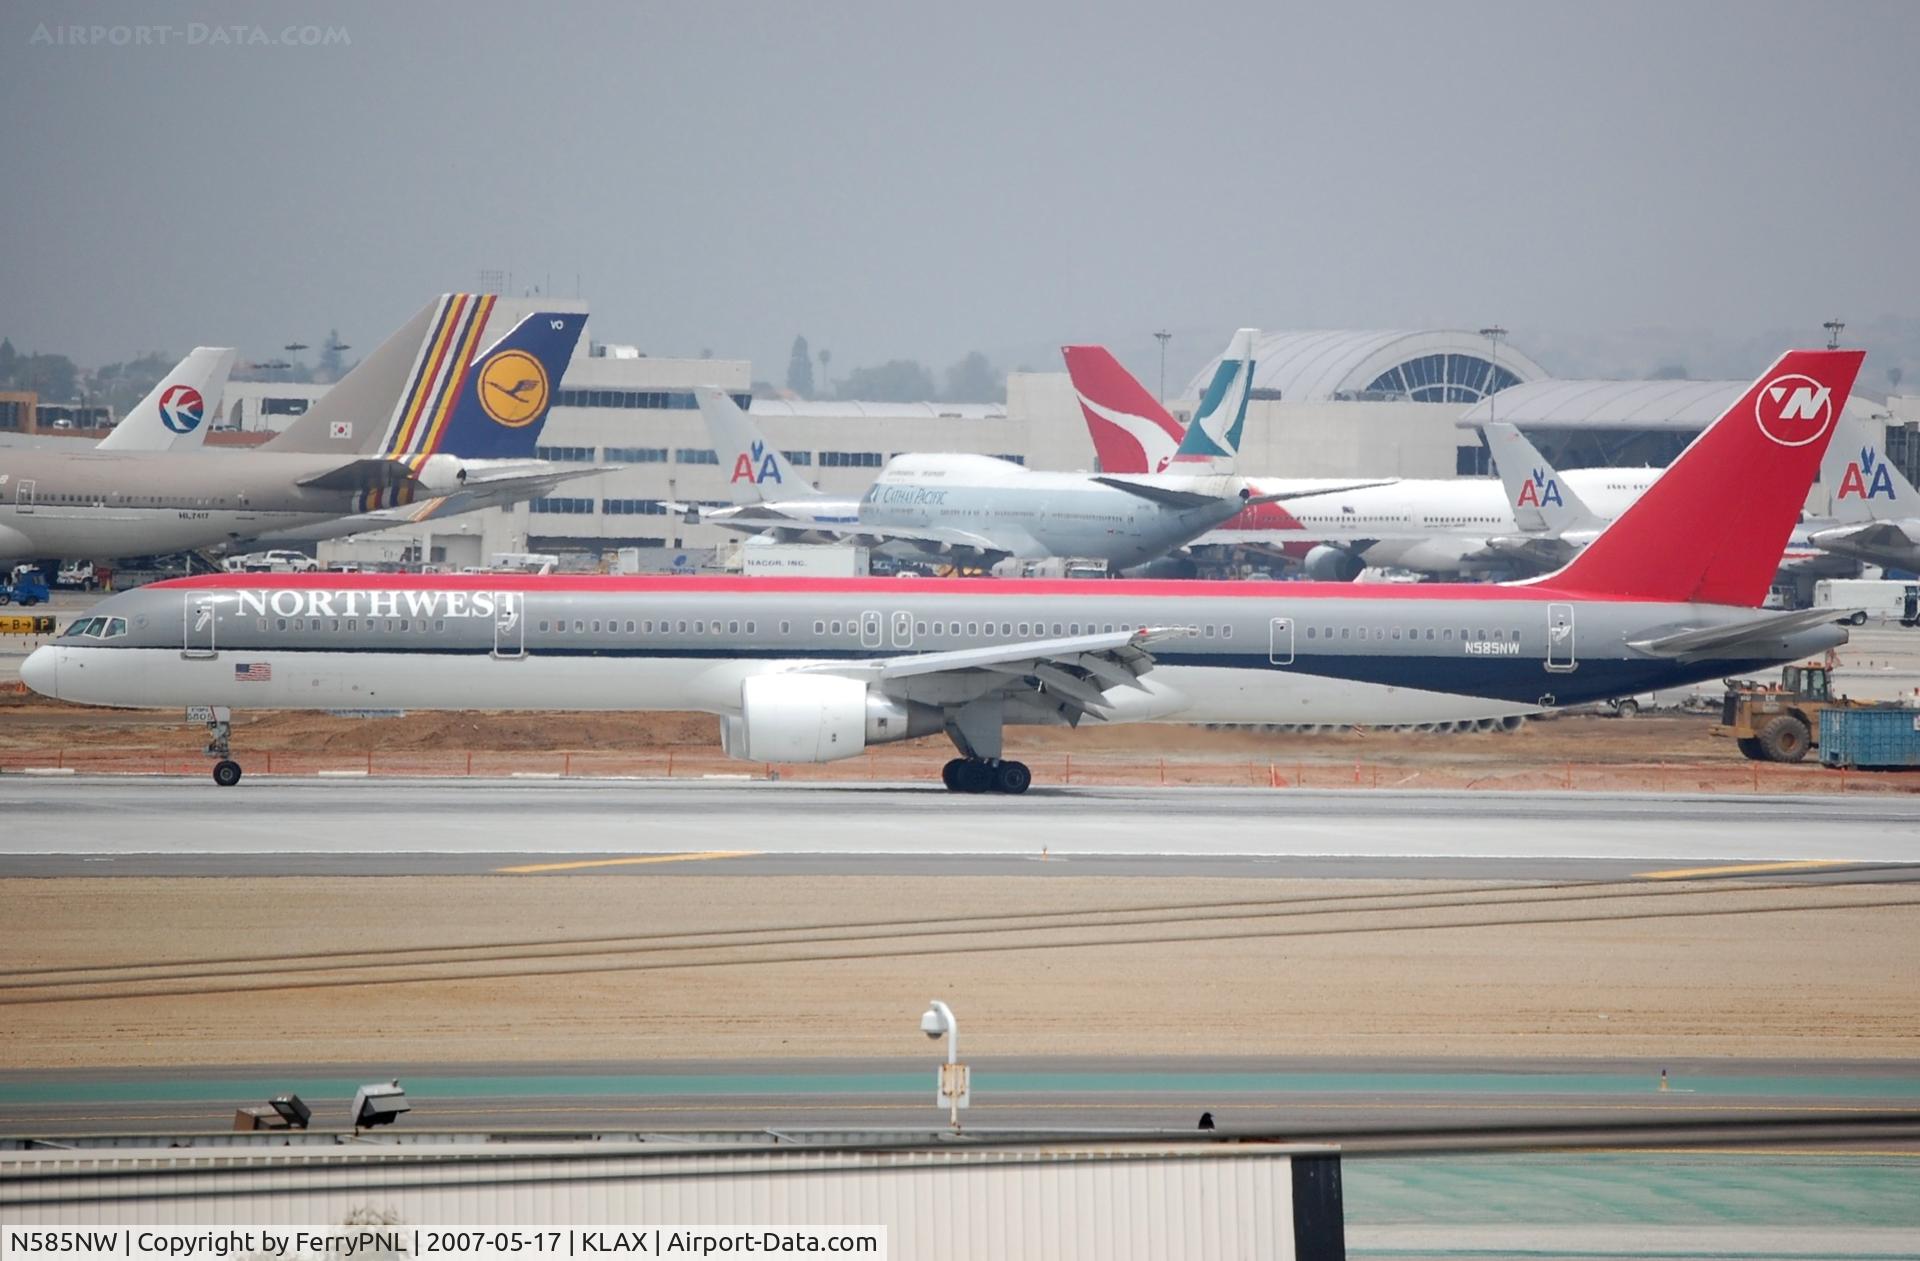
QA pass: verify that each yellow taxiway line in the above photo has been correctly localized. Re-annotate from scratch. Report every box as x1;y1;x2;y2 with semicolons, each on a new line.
1634;859;1860;880
495;851;757;874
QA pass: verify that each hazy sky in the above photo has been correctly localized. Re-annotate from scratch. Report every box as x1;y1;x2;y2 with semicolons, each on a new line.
3;0;1917;388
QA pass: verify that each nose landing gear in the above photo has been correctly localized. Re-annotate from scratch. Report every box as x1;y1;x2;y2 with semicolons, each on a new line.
940;757;1031;794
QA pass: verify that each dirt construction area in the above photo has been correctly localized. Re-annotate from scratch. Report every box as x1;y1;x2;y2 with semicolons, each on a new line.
5;874;1918;1070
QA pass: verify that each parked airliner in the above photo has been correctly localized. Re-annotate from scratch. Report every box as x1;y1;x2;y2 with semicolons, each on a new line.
24;350;1863;792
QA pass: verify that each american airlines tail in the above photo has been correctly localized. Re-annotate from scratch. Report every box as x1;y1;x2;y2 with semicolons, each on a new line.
1060;345;1186;474
1529;349;1866;605
1483;422;1604;534
696;388;825;503
94;347;237;452
1821;411;1919;524
1170;327;1258;473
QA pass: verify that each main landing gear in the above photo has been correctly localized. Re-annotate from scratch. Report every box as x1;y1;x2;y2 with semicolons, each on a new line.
199;706;243;787
941;757;1032;795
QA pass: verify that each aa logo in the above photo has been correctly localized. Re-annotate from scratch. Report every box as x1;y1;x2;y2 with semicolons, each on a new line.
478;349;549;428
1838;446;1897;500
1515;468;1563;508
731;440;783;485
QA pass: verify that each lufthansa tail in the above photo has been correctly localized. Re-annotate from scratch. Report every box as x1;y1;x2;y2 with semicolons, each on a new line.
407;310;585;461
1061;345;1187;474
1170;327;1258;473
1529;349;1866;606
95;347;237;452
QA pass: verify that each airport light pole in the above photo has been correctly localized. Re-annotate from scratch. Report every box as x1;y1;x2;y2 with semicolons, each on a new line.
920;1000;968;1130
1154;330;1172;401
1479;325;1507;433
1824;319;1845;351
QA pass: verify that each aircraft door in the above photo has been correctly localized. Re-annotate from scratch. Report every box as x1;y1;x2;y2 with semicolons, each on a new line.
15;479;34;514
860;610;883;648
1269;617;1294;665
182;592;218;659
492;591;525;659
891;610;914;648
1546;602;1576;672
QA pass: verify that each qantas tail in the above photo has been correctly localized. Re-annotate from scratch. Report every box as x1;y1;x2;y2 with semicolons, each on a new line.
1529;349;1865;606
95;347;236;452
1170;327;1258;472
406;311;585;460
1061;345;1186;474
696;387;823;503
1821;411;1917;524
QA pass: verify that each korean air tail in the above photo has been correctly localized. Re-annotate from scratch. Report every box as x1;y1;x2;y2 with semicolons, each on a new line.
1530;349;1865;606
95;347;236;452
403;310;585;461
1821;411;1917;524
265;296;462;455
1170;327;1258;472
696;388;824;503
1061;345;1186;474
1483;422;1603;533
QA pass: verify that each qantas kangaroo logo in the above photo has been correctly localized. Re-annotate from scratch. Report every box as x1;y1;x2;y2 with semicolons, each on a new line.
1515;467;1563;508
1838;445;1898;500
730;440;783;485
1754;374;1836;447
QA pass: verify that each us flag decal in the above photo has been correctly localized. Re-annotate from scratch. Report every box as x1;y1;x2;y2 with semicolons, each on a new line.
234;662;272;682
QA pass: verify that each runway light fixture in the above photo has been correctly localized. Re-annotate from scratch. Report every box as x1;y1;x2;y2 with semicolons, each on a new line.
352;1080;411;1131
1824;319;1846;350
919;1000;969;1130
231;1092;312;1132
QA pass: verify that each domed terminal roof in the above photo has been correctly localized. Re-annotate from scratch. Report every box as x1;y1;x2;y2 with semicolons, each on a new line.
1183;330;1549;403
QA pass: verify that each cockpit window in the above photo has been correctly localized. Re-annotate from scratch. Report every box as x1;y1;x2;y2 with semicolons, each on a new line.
64;617;106;638
105;617;128;638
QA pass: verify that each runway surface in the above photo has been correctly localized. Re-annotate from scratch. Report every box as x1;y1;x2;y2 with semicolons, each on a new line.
2;777;1917;877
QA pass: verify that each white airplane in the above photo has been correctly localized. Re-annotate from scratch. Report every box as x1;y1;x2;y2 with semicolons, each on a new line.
690;330;1384;569
94;347;237;453
1807;424;1920;573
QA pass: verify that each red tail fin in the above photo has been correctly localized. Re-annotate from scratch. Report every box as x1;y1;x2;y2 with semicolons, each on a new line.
1062;345;1186;474
1534;349;1865;606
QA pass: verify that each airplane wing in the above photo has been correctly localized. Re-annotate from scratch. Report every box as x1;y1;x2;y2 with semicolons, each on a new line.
1626;607;1857;658
801;627;1184;725
452;463;618;497
1813;520;1919;553
1090;477;1238;511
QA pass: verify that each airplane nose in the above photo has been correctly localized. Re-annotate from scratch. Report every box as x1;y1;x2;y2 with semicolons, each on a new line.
19;646;57;699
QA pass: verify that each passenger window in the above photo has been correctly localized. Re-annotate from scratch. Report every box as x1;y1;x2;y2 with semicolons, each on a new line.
1203;625;1215;638
434;620;445;632
399;619;411;632
1340;628;1350;640
694;621;705;634
1392;628;1401;640
729;621;740;634
1426;629;1435;640
592;620;603;633
555;621;567;634
916;621;927;635
625;620;636;633
257;618;268;632
347;619;357;632
1223;625;1232;639
1018;622;1031;636
831;621;843;635
276;618;287;631
539;621;550;632
1306;627;1316;639
779;620;789;634
967;621;979;636
1052;623;1063;635
745;622;755;635
1444;628;1453;640
676;620;687;633
814;620;825;634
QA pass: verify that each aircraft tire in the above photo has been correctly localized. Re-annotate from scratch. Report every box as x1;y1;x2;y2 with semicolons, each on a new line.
1756;715;1811;763
941;758;966;791
212;759;243;788
993;760;1032;795
956;760;993;794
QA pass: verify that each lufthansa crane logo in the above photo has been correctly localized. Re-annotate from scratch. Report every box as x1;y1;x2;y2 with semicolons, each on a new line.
1753;373;1836;448
477;349;549;428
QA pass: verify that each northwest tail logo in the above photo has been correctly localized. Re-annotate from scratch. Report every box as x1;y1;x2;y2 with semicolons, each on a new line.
158;385;205;434
1754;374;1836;447
1838;445;1898;500
731;440;783;485
1515;467;1563;508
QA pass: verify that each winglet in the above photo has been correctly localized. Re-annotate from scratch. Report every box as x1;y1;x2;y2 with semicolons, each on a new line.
1061;345;1186;474
1527;349;1865;606
1172;328;1257;472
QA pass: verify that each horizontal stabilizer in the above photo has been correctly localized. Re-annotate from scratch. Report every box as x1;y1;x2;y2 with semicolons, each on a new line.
296;458;418;492
1626;607;1854;657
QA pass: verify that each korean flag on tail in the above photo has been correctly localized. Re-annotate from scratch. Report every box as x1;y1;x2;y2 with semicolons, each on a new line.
329;421;352;440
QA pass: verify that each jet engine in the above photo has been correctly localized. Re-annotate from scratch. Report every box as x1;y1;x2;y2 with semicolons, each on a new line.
721;674;943;763
1302;545;1363;582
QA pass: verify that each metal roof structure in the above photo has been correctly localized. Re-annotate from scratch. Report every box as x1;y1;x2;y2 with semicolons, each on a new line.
1455;378;1887;430
1183;330;1549;403
750;399;1007;420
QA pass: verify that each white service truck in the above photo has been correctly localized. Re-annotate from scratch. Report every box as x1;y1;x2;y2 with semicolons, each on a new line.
740;542;870;577
1812;578;1920;627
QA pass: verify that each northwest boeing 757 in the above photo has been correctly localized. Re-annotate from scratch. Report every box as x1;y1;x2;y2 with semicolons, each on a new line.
24;350;1864;792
